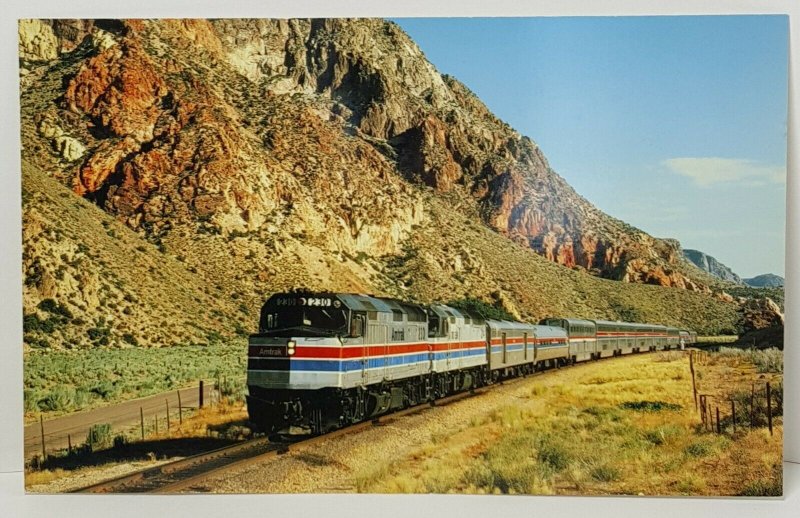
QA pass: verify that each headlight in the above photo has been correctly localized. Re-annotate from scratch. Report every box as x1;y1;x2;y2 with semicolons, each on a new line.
287;340;296;356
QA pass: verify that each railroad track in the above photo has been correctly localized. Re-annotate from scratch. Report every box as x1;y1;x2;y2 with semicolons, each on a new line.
73;380;512;493
73;350;679;493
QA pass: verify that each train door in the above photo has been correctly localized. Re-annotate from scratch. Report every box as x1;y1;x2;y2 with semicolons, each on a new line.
502;332;508;364
523;332;529;361
366;323;388;384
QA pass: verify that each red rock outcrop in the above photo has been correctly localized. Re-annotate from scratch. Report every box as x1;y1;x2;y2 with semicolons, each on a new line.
25;18;712;291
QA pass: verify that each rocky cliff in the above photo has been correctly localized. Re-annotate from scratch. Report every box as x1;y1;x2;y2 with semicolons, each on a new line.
20;18;745;349
683;249;743;284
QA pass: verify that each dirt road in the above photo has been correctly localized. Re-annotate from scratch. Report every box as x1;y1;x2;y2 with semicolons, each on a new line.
23;383;215;461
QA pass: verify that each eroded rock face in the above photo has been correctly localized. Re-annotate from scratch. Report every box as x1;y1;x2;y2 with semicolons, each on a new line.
22;18;709;290
19;20;59;62
740;297;784;332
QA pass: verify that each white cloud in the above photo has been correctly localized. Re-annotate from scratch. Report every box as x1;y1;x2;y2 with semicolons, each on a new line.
663;157;785;187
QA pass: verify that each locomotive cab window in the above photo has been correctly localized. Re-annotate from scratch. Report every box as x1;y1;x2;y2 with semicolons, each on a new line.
259;301;348;336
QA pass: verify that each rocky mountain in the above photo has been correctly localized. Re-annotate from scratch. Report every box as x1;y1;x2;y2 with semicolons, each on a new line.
683;249;743;284
743;274;784;288
19;18;751;349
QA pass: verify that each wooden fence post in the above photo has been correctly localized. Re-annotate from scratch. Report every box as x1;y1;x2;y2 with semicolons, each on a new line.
700;395;705;424
716;406;721;434
178;390;183;424
708;399;713;431
140;407;145;440
39;416;46;461
199;380;204;409
690;351;698;411
67;433;72;454
700;395;706;424
766;382;773;436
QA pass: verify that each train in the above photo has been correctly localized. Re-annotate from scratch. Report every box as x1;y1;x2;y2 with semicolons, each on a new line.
246;292;697;434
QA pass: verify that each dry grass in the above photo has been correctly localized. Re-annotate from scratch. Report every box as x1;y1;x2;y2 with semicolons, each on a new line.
24;399;249;490
354;352;782;496
25;468;69;487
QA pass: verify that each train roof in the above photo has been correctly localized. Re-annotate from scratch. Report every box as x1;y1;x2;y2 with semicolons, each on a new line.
542;317;596;327
486;319;536;330
531;325;568;338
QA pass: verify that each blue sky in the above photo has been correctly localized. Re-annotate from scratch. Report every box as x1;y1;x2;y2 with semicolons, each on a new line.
394;16;788;278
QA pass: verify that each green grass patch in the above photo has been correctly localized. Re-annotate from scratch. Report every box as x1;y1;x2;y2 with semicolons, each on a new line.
620;401;682;412
24;340;246;418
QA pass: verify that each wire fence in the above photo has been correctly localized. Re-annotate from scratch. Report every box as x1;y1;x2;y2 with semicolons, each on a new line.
27;380;233;467
688;349;782;437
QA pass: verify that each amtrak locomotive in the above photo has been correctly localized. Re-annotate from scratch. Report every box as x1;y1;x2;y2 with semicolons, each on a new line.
246;292;696;434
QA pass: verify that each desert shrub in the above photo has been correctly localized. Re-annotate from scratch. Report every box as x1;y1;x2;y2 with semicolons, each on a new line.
448;297;515;321
37;299;73;319
86;423;112;450
23;314;56;334
23;389;41;412
535;435;571;472
38;386;75;412
620;401;682;412
749;349;783;373
218;377;246;401
684;440;713;458
588;462;620;482
74;388;91;407
87;326;111;346
89;380;118;400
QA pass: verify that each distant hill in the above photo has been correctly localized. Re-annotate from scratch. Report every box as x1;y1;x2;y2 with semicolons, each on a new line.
683;249;742;284
743;274;784;288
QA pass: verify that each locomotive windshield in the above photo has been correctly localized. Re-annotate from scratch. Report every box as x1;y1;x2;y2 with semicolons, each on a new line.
259;296;349;336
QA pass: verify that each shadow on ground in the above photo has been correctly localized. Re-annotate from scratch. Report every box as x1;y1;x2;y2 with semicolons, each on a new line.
34;436;244;472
